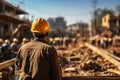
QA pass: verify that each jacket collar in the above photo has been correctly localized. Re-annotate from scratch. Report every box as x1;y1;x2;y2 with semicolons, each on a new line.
32;37;49;44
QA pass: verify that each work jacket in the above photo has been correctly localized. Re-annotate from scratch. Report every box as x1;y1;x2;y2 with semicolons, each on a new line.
15;38;62;80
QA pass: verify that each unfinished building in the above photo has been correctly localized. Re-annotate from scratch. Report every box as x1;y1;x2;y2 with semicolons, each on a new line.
0;0;32;41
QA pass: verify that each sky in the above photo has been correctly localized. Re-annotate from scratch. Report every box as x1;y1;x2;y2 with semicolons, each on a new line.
5;0;120;26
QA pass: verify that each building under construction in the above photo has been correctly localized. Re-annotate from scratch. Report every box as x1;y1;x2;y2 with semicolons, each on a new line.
0;0;32;41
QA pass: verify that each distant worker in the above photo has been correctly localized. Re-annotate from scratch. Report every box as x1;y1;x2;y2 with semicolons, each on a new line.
15;18;62;80
9;38;19;58
0;38;3;46
21;38;30;46
108;37;112;48
0;38;4;62
2;39;10;60
0;38;3;52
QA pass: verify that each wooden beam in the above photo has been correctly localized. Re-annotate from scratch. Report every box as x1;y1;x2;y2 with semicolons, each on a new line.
0;58;16;70
85;43;120;70
107;69;120;75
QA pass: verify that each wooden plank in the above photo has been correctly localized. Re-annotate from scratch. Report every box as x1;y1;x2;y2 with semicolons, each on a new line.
0;58;16;70
107;69;120;75
99;48;120;61
85;43;120;70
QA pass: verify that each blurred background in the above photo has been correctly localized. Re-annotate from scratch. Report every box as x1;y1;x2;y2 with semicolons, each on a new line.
0;0;120;79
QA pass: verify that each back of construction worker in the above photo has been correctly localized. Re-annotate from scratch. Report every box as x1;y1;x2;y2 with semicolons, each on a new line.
15;18;62;80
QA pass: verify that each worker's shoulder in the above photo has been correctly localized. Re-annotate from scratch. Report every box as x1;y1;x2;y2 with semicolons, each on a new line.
36;41;56;50
35;40;52;47
21;40;53;49
20;41;31;48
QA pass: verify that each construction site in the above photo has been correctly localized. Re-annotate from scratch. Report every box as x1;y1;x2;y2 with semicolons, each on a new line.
0;0;120;80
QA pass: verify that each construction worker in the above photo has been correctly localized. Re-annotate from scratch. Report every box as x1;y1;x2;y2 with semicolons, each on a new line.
21;38;30;46
0;38;3;46
2;39;10;60
15;18;62;80
0;38;4;62
0;38;3;52
9;38;19;58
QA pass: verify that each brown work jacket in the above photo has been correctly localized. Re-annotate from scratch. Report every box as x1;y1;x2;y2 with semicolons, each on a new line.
15;38;62;80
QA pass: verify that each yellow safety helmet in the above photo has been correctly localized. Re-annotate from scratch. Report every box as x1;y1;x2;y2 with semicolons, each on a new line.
0;38;3;44
31;18;50;34
5;39;10;44
13;38;19;43
22;38;29;43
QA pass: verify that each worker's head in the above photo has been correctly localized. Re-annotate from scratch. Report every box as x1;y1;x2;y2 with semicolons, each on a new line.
4;39;10;44
13;38;19;43
31;18;50;37
31;18;50;40
22;38;29;43
0;38;3;44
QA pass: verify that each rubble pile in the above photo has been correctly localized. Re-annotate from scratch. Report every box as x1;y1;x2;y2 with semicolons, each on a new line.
58;45;120;76
0;38;120;79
